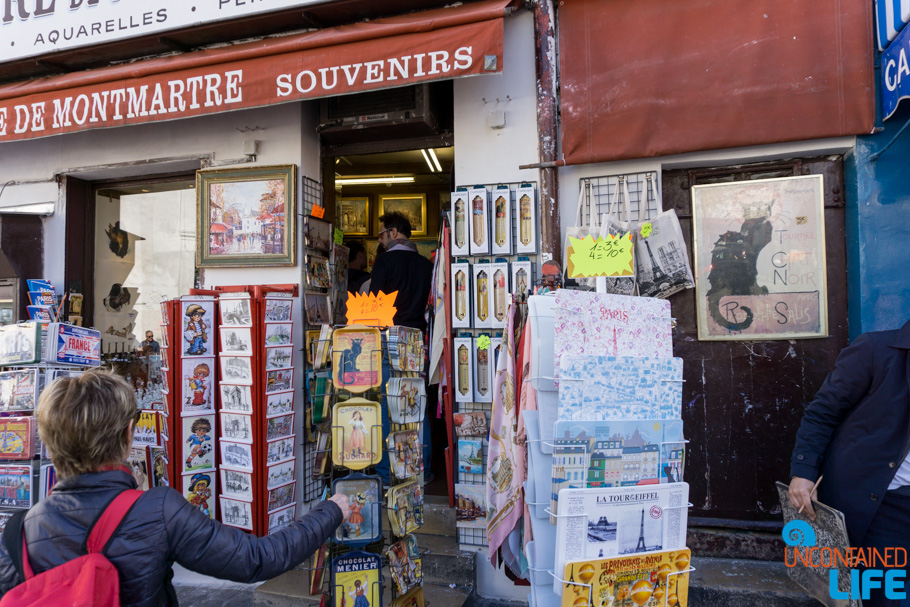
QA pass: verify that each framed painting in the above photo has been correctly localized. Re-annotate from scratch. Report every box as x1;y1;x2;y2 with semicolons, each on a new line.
691;175;828;341
339;197;370;236
196;165;297;267
378;194;427;236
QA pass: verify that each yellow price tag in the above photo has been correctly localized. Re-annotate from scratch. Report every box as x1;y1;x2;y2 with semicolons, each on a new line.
566;234;634;278
477;335;491;350
640;222;653;238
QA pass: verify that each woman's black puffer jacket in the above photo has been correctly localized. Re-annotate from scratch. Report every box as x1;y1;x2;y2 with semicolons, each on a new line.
0;469;341;606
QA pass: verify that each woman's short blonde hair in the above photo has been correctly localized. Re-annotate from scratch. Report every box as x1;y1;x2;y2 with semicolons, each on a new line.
37;368;137;479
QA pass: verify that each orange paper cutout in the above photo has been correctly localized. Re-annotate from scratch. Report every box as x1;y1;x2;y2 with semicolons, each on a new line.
345;291;398;327
311;205;325;218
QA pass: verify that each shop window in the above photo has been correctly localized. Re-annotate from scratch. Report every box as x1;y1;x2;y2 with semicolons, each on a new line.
94;181;196;354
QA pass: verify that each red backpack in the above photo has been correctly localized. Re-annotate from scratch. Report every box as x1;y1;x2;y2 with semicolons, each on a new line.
0;489;142;607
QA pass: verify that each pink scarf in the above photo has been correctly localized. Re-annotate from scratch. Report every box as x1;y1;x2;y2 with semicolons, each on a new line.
486;302;525;561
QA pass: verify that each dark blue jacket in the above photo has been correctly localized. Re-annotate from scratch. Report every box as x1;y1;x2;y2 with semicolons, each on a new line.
790;319;910;545
0;469;341;606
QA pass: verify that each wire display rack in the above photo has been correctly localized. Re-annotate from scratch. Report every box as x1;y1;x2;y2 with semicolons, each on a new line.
579;171;662;225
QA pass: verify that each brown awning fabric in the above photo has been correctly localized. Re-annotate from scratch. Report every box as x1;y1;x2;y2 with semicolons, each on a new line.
558;0;876;165
0;0;513;142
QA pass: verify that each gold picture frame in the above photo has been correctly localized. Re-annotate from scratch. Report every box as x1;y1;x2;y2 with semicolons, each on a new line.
338;196;370;236
196;165;297;268
378;194;427;236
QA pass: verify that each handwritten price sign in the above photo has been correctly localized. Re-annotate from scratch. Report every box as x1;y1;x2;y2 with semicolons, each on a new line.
566;234;634;278
345;291;398;327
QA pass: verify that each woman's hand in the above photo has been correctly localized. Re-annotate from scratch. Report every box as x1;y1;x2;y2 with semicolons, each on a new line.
329;493;351;522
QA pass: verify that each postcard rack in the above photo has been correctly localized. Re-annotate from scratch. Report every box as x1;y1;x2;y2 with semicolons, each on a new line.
443;181;543;550
0;356;98;529
302;323;430;605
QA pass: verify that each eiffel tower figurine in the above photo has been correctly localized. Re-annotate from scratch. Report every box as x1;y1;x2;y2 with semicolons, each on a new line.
644;239;668;283
636;508;647;551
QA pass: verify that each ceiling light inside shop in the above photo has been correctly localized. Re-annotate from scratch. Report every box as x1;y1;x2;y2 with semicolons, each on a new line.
421;149;437;173
336;176;416;185
428;148;443;173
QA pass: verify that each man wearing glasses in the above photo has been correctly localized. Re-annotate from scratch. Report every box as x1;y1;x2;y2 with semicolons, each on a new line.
370;211;433;332
370;211;434;485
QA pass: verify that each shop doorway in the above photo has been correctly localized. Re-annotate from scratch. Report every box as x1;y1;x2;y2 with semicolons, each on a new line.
327;147;453;497
320;83;455;497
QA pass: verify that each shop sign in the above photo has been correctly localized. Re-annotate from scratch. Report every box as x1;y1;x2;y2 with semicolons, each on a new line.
0;17;503;142
876;0;910;51
0;323;41;366
881;19;910;120
48;323;101;366
1;0;330;64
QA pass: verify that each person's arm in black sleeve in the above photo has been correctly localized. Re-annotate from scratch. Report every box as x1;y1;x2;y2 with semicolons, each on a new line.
790;332;876;481
788;332;876;518
164;491;342;583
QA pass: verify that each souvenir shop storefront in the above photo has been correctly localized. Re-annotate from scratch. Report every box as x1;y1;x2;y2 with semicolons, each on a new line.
0;0;894;605
0;0;545;603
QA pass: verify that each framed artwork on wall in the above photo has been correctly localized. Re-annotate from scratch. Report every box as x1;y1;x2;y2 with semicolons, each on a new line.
196;164;297;268
338;197;370;236
691;174;828;341
378;194;427;236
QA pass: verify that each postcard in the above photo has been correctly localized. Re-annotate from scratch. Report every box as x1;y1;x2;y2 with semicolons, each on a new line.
180;358;215;414
553;483;690;595
266;368;293;394
560;549;691;607
221;497;254;531
220;327;253;356
181;299;215;357
387;535;422;595
265;297;293;323
221;412;254;444
386;480;424;537
332;326;382;394
182;415;215;473
0;464;33;508
264;322;293;347
265;346;293;371
133;411;160;447
220;356;254;385
265;391;294;417
331;551;381;607
388;430;423;480
269;504;297;534
304;293;332;326
0;417;34;460
220;296;253;327
220;467;254;501
332;474;382;547
221;441;254;472
458;438;483;475
306;254;332;289
332;399;382;471
454;412;487;437
266;435;296;465
266;413;294;442
267;481;296;512
455;483;486;530
0;369;37;411
220;384;253;414
267;460;296;490
183;472;216;520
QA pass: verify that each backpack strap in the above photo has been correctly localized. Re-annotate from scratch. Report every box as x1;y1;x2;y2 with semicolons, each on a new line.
1;510;28;580
86;489;143;553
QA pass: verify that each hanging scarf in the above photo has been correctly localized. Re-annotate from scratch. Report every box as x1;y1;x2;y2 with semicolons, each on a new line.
486;301;525;563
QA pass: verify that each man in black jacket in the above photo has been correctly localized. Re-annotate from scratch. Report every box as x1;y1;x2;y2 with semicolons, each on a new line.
370;211;434;483
370;211;433;332
789;319;910;606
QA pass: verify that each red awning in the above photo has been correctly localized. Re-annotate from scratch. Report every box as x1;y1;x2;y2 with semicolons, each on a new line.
0;0;513;143
210;223;231;233
557;0;875;165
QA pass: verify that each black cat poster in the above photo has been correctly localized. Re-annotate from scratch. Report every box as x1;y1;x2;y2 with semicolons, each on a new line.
692;175;828;340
